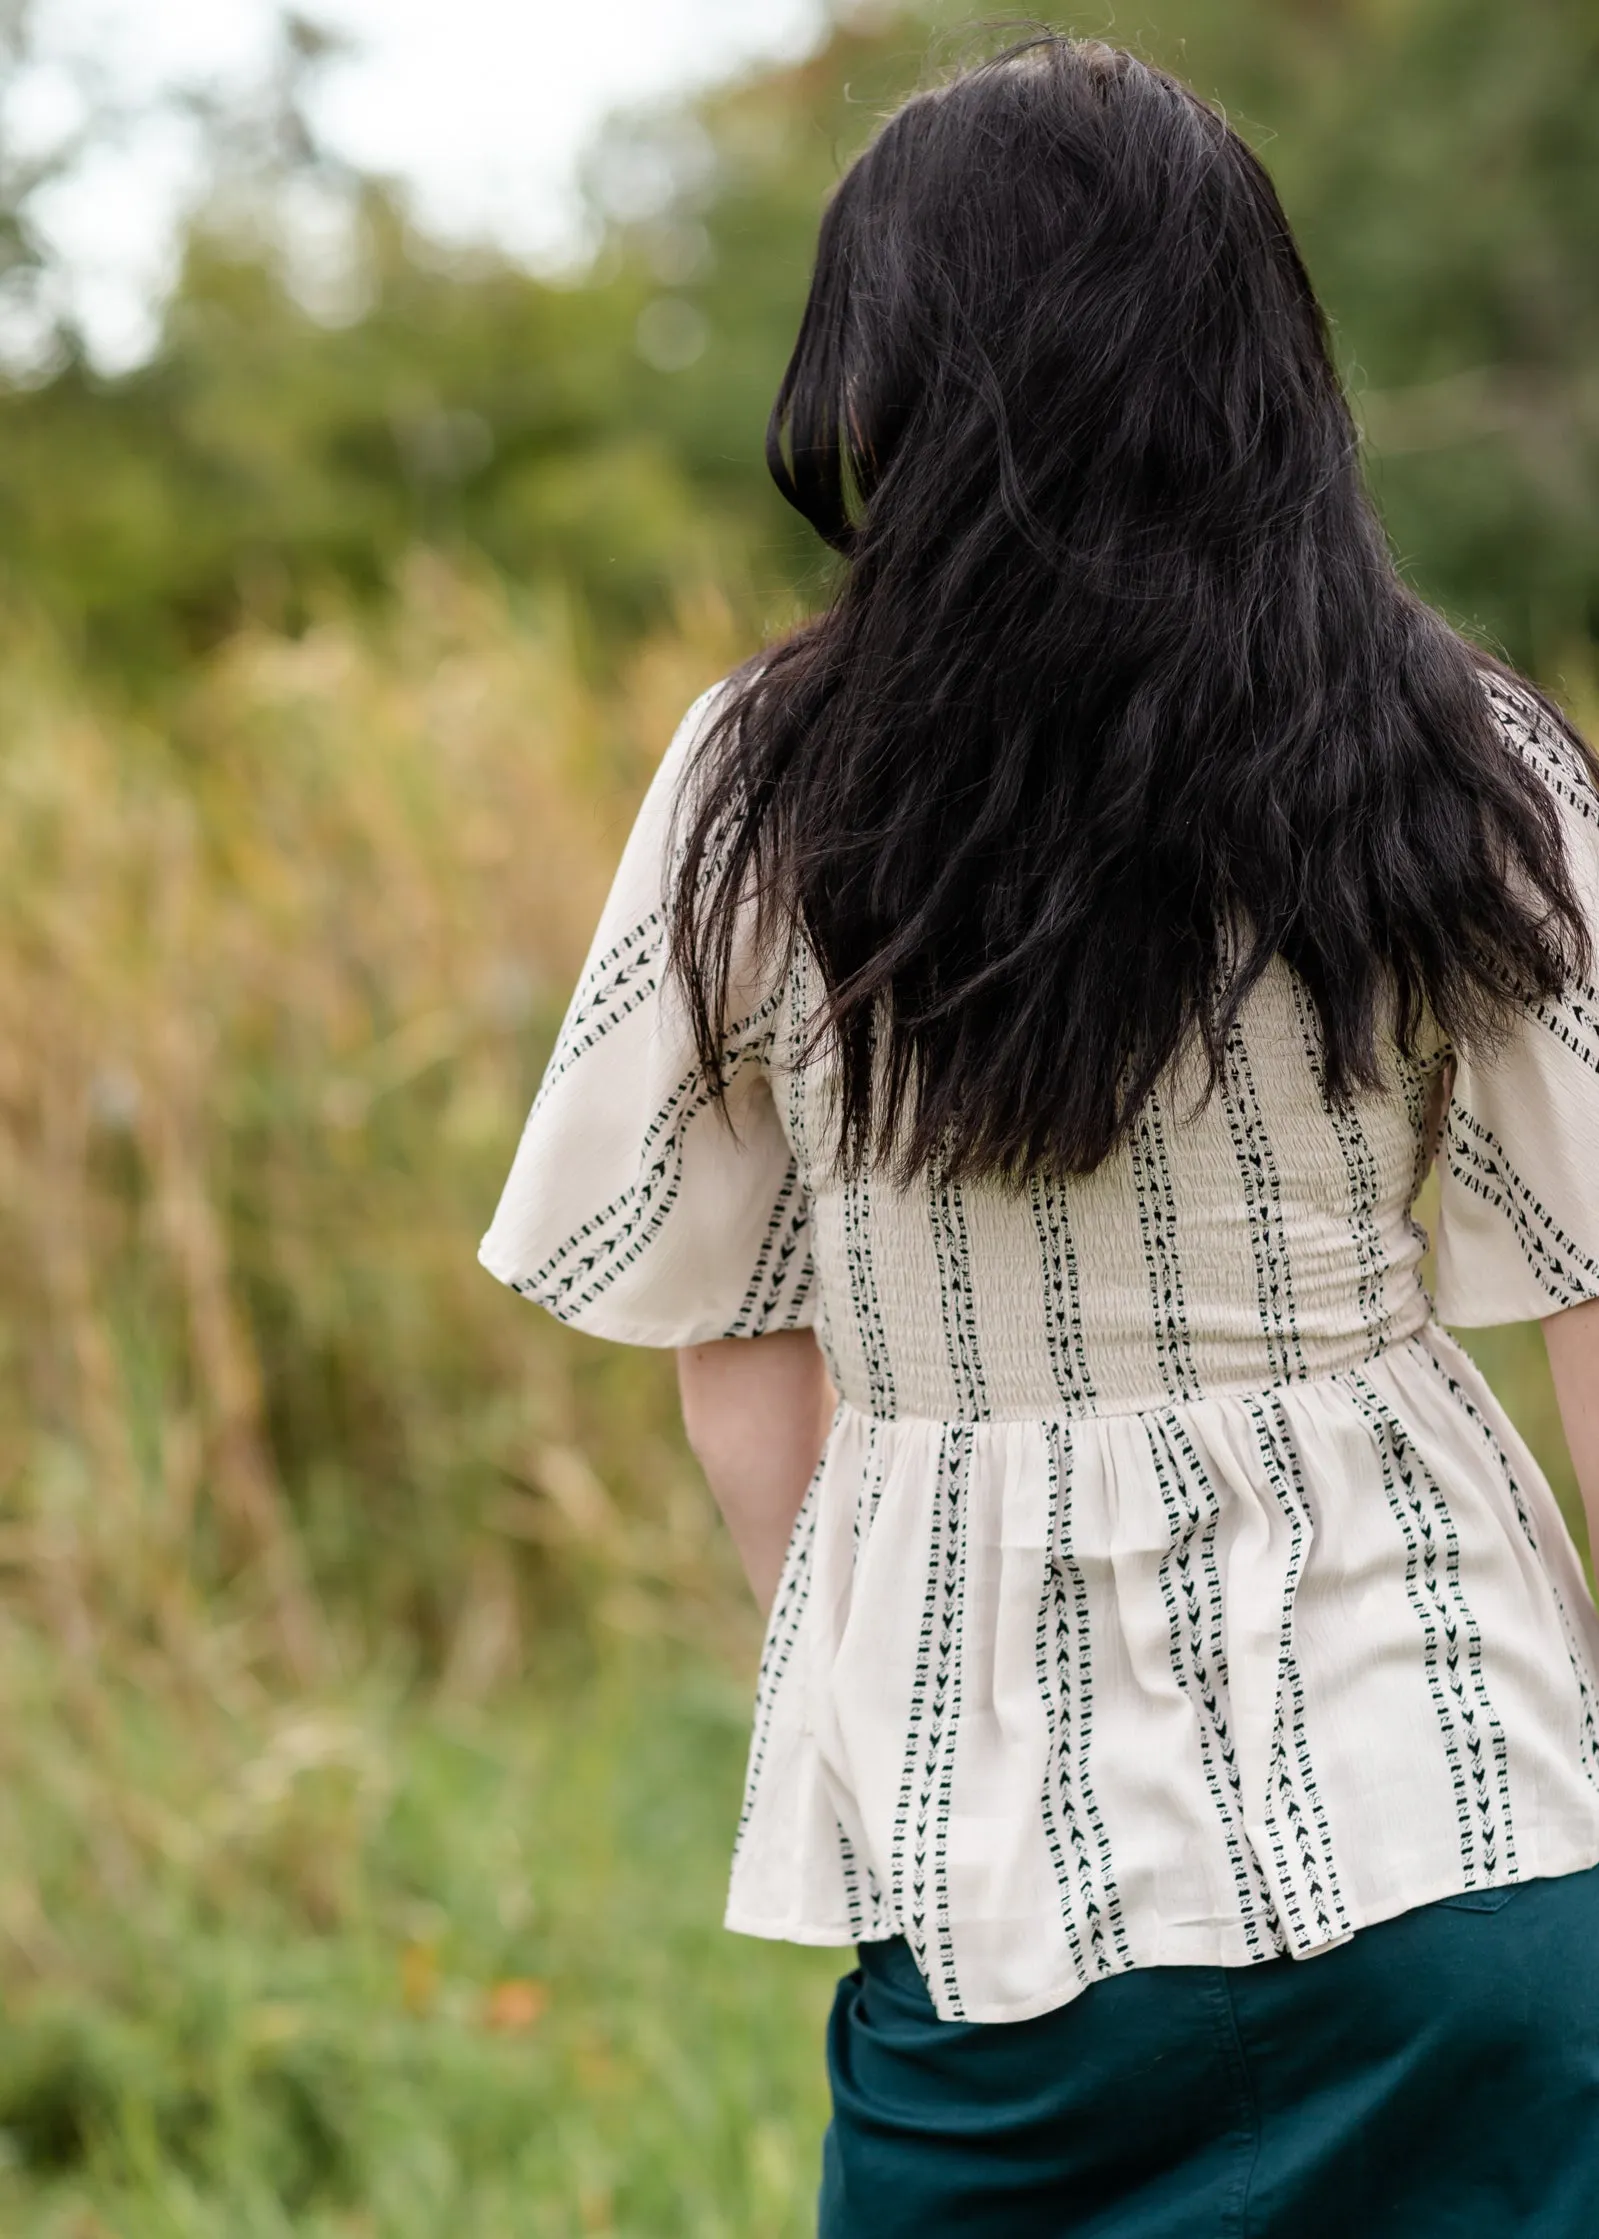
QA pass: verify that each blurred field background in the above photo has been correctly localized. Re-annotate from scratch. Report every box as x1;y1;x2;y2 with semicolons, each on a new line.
0;0;1595;2230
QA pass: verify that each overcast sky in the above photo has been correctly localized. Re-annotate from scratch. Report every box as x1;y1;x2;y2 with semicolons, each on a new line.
12;0;831;367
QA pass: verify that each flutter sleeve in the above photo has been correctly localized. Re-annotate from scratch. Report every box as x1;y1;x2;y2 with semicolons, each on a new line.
478;684;817;1346
1434;680;1599;1327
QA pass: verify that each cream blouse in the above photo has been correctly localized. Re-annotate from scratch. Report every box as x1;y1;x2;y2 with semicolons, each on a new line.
480;671;1599;2025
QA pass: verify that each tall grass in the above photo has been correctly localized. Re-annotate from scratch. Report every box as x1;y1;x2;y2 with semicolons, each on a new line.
0;560;844;2230
0;558;767;1686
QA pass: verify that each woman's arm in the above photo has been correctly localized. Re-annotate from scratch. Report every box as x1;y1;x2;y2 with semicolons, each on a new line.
1544;1298;1599;1561
677;1329;836;1615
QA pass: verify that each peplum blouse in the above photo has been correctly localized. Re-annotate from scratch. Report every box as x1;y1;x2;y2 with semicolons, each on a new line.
479;671;1599;2024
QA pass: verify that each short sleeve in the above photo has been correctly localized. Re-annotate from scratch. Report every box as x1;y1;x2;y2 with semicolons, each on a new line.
1434;681;1599;1327
478;683;818;1347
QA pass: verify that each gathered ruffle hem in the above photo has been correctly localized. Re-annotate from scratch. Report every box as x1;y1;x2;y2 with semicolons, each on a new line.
724;1324;1599;2024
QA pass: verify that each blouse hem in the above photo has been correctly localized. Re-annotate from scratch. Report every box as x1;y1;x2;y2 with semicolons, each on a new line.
724;1829;1599;2026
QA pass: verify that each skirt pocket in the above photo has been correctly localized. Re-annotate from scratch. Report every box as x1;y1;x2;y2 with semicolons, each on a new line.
1435;1883;1519;1914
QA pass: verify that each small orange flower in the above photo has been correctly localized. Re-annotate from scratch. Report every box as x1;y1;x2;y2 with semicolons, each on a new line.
484;1976;549;2032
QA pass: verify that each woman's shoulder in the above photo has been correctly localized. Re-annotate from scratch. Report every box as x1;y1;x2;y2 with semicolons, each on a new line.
650;674;739;797
1478;668;1598;821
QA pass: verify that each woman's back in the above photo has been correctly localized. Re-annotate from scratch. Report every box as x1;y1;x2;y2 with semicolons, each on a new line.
482;668;1599;2023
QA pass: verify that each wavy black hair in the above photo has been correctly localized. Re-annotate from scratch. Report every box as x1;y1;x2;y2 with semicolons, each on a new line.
669;35;1593;1182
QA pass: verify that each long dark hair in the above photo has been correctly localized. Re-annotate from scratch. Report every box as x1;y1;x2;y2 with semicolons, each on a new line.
670;35;1592;1182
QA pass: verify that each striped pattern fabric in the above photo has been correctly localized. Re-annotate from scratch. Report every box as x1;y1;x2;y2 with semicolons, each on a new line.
479;675;1599;2024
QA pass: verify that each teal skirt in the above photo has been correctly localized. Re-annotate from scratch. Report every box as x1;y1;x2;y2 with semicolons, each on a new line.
820;1863;1599;2236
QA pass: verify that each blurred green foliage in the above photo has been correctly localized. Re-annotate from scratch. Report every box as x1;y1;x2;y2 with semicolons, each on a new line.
0;0;1593;678
0;1641;837;2236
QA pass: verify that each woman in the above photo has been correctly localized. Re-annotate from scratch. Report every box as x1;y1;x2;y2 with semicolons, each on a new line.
481;37;1599;2236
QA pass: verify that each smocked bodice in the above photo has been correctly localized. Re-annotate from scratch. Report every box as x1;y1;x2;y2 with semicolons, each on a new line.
773;948;1443;1423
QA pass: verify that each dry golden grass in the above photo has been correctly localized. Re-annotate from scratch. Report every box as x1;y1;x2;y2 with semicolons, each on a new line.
0;574;851;2236
0;558;764;1706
